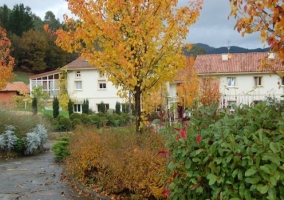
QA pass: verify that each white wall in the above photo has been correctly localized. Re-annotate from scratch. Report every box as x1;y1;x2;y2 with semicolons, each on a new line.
67;69;125;112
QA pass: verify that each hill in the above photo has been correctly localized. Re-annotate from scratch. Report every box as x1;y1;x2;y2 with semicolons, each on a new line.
195;43;270;54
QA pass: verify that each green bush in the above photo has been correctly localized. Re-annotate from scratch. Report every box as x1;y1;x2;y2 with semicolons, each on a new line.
51;137;70;161
164;102;284;199
53;97;59;119
55;116;72;132
15;137;26;152
80;113;92;125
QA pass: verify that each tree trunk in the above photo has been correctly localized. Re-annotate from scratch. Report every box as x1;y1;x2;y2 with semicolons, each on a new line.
134;86;142;134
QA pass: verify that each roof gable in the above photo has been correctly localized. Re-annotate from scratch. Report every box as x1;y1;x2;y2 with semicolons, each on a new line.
63;57;96;70
1;82;29;93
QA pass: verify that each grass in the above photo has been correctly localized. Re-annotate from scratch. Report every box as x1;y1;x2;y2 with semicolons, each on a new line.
42;110;69;118
12;72;32;84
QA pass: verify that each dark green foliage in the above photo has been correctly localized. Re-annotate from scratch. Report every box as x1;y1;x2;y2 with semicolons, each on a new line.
165;101;284;199
51;137;69;161
53;97;59;119
54;115;72;132
80;113;91;125
82;99;89;114
105;113;122;127
8;4;34;36
15;137;26;152
68;99;73;116
32;97;37;114
99;101;106;113
115;101;121;115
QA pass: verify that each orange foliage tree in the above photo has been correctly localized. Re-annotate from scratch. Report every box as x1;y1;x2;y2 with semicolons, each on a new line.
229;0;284;62
0;26;14;89
55;0;203;133
176;57;199;110
199;76;221;107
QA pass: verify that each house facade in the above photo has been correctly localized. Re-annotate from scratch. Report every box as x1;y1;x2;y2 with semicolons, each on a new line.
168;52;284;109
29;58;124;113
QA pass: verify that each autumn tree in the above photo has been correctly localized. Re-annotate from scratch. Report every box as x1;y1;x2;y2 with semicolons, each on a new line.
55;0;203;133
230;0;284;63
0;26;14;89
176;57;199;110
199;76;221;107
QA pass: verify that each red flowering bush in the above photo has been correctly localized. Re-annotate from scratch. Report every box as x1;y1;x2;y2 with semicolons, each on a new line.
163;101;284;199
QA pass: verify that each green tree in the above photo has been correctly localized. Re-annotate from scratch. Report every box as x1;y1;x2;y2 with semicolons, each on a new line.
8;4;33;36
115;101;121;115
68;99;73;116
44;11;61;31
55;0;203;133
32;97;37;115
99;101;105;113
31;86;49;112
53;97;59;119
0;5;10;30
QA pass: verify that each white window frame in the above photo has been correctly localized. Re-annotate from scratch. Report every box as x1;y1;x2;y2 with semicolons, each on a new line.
74;104;82;113
227;77;236;87
75;81;82;90
76;71;81;79
254;76;262;86
98;80;107;90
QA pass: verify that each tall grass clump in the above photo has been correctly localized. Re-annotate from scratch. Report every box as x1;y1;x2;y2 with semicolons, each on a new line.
0;107;52;137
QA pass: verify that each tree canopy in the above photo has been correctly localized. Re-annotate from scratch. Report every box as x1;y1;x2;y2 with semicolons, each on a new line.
230;0;284;61
0;26;14;89
55;0;203;133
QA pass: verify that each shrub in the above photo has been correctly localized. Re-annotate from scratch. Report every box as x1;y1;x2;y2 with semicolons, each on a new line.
70;113;82;122
99;101;105;113
115;101;121;115
15;137;26;152
65;127;167;199
55;115;72;132
32;97;37;114
80;113;92;125
25;132;41;155
51;137;69;161
53;97;59;119
164;102;284;199
68;99;74;116
0;125;18;151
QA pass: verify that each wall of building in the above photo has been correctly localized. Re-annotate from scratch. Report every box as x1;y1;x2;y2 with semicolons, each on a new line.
0;91;16;107
67;69;124;112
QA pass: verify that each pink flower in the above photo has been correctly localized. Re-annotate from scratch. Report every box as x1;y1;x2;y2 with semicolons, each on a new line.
174;127;187;140
196;134;201;143
158;150;171;158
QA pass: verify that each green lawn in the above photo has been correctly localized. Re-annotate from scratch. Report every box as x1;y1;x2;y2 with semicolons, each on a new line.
42;110;69;118
12;72;32;84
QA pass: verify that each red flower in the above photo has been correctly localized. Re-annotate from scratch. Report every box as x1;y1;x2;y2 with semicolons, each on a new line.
162;189;171;196
158;150;171;158
174;126;187;140
196;134;201;143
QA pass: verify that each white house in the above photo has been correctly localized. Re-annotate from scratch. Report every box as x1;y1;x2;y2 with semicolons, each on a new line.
168;52;284;109
30;52;284;114
29;57;124;113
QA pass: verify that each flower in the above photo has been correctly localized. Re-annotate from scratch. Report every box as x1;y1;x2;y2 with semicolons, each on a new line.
174;126;187;140
158;150;171;158
162;189;171;196
196;134;201;143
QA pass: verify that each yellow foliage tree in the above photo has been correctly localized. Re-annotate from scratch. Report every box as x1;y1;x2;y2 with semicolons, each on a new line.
229;0;284;70
176;57;199;110
199;76;221;107
55;0;203;133
0;26;14;89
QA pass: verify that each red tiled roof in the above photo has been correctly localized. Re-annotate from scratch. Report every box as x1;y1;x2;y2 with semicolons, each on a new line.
1;82;29;93
63;57;96;70
195;52;284;74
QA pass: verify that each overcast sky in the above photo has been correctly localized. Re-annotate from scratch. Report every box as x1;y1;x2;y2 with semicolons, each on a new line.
3;0;267;49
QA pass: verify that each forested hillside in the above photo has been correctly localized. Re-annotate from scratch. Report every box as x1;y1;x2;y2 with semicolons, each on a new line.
0;4;77;74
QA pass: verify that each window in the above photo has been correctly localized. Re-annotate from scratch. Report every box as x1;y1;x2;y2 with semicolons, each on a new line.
281;77;284;85
254;76;262;86
99;71;105;78
74;104;82;113
98;81;107;89
75;81;82;90
227;77;236;87
76;71;81;78
97;103;109;112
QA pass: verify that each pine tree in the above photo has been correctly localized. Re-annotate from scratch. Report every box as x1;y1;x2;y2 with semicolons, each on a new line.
53;97;59;119
68;99;73;116
32;97;37;115
115;101;121;115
